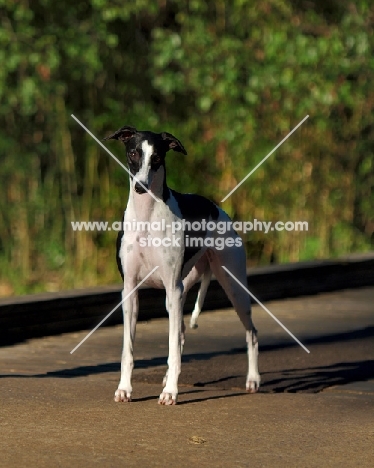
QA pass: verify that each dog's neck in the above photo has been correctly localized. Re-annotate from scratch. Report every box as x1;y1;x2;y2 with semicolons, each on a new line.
126;177;168;222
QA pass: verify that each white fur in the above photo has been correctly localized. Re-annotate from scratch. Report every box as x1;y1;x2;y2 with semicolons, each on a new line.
115;136;260;404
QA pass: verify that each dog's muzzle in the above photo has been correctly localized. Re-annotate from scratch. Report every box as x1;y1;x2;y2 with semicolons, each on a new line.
134;182;148;194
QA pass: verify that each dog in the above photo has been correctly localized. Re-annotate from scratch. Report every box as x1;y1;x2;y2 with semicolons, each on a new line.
103;126;260;404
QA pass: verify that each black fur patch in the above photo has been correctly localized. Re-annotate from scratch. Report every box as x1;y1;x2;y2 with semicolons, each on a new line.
116;230;124;280
170;189;219;273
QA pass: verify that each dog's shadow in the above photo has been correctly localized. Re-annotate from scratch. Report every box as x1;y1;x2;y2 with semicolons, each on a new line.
131;388;248;405
2;326;374;403
126;359;374;404
2;356;373;404
165;359;374;403
256;359;374;394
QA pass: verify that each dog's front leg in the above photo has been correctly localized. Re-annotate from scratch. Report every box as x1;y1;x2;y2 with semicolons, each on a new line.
114;284;138;402
159;283;184;405
162;293;187;387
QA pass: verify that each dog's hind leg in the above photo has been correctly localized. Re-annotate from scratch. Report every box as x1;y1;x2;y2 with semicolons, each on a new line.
190;269;212;329
207;247;260;393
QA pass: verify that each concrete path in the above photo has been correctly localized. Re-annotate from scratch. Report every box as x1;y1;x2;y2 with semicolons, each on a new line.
1;287;374;467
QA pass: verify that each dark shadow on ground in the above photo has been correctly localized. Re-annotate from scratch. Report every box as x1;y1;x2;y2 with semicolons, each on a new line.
259;359;374;393
1;327;374;395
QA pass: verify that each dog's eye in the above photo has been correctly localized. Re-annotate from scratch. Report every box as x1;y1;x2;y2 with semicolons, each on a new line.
128;150;137;159
152;154;161;164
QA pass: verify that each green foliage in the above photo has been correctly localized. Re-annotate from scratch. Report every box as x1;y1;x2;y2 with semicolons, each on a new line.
0;0;373;295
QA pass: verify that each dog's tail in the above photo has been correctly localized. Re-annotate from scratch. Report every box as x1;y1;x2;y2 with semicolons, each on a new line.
189;269;212;329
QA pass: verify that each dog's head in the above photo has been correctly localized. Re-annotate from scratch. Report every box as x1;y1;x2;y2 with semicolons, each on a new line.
103;126;187;195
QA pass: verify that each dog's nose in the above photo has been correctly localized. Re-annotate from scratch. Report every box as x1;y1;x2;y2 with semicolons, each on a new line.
134;182;148;194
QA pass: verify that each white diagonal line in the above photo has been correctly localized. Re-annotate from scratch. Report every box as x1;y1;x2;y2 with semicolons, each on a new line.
70;266;159;354
221;115;309;202
71;114;160;202
222;266;310;353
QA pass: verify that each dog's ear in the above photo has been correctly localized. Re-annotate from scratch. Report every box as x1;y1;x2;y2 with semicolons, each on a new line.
161;132;187;155
103;126;137;143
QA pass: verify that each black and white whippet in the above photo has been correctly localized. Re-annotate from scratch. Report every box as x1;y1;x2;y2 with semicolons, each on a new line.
104;126;260;405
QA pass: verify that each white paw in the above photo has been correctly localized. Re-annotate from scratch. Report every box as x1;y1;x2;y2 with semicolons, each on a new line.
246;376;260;394
189;321;198;329
114;388;132;402
158;391;178;405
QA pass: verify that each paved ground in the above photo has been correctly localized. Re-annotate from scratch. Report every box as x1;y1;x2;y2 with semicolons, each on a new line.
1;287;374;467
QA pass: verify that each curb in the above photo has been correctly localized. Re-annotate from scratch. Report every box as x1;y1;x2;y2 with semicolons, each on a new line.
1;253;373;346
